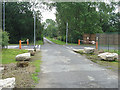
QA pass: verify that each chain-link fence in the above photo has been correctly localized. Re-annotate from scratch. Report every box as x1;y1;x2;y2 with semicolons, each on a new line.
96;32;119;51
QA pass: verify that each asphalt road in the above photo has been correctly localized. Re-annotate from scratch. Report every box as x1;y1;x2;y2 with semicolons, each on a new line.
7;43;118;51
36;38;118;88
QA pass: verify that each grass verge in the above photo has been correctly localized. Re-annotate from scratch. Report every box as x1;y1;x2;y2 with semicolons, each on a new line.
46;37;66;45
2;49;28;64
37;40;43;45
29;52;42;85
31;59;42;84
104;49;120;55
31;40;43;45
46;37;79;45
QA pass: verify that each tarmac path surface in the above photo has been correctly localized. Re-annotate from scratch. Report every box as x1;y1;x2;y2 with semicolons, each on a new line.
36;38;118;88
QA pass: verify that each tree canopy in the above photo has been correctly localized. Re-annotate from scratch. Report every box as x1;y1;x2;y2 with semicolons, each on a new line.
46;2;119;43
43;19;58;38
2;2;119;44
4;2;43;44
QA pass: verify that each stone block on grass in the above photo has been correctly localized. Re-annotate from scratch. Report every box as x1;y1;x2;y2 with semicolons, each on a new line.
98;52;118;61
73;49;84;53
84;47;95;54
15;53;31;61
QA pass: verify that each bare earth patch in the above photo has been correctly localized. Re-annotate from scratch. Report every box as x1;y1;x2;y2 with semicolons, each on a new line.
2;62;36;88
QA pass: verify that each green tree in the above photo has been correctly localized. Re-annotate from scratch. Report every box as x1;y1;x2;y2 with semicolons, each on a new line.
43;19;58;38
54;2;118;43
4;2;43;44
2;31;9;48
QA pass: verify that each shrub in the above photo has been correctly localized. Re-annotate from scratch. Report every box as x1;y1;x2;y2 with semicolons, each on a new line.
2;31;9;48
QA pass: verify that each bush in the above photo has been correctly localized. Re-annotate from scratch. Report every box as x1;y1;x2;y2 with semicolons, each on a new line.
2;31;9;48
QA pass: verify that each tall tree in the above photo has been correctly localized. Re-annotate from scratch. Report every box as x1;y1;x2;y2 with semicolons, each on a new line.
43;19;58;38
5;2;43;44
54;2;118;43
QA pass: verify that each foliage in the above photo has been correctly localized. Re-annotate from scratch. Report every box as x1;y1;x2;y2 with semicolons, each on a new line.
0;31;1;47
2;31;9;48
2;49;28;64
45;2;119;43
4;2;43;44
36;14;44;41
43;19;58;38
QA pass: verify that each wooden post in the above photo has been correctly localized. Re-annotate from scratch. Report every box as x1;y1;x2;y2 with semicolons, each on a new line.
19;40;21;49
78;39;80;45
96;41;98;49
96;37;98;50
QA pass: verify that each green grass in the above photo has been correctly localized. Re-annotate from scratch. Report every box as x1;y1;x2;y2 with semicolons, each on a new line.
31;59;42;83
46;37;79;45
31;73;39;84
103;49;120;54
46;37;66;45
29;40;43;45
2;49;28;64
35;40;43;45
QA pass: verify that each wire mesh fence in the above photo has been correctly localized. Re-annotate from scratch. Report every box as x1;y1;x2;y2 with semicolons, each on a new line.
96;32;119;52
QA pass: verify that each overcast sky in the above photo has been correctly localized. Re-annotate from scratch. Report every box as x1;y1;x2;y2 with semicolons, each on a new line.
41;7;56;22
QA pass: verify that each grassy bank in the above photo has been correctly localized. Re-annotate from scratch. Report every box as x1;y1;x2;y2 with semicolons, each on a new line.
46;37;66;45
104;49;120;55
2;49;28;64
46;37;78;45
